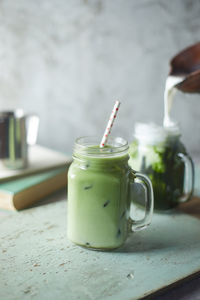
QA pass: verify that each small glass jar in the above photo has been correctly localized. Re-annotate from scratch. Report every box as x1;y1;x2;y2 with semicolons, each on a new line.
129;123;194;211
67;136;154;250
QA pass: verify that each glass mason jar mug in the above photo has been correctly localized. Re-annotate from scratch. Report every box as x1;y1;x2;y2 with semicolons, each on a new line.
129;123;194;211
67;136;154;250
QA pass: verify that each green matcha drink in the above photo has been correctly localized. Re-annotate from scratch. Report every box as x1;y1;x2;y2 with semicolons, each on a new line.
67;136;154;250
129;123;194;211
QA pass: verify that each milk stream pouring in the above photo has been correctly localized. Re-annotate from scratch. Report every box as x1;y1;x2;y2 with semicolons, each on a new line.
163;76;184;128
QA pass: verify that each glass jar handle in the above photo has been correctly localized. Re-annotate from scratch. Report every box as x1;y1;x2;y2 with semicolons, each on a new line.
177;153;194;202
129;170;154;232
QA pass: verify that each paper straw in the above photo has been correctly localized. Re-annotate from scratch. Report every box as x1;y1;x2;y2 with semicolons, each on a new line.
100;100;121;148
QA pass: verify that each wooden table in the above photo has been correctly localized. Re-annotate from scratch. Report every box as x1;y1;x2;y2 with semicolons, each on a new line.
1;186;200;300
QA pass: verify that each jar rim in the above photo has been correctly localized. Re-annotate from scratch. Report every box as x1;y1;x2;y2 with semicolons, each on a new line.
74;136;129;157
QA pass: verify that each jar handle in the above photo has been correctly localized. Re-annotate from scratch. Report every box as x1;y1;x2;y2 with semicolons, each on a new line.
129;169;154;232
177;153;194;203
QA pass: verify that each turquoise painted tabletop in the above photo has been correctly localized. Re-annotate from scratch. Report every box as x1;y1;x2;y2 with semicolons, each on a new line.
0;168;200;300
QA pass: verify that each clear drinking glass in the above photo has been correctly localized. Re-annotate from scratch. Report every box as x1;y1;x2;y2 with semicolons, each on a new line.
0;110;39;169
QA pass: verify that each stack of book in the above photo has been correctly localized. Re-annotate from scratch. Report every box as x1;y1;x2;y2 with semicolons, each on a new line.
0;145;71;210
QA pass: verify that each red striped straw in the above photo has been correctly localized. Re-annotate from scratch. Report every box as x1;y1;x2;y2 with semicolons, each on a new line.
100;100;121;148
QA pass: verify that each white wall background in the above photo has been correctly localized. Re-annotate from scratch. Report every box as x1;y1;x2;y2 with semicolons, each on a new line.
0;0;200;156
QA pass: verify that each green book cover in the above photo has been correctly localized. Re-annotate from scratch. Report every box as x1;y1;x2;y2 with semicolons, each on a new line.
0;167;66;195
0;167;68;210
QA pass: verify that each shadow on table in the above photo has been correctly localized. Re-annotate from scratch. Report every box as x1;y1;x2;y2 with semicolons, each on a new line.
115;209;200;254
115;232;175;254
29;188;67;209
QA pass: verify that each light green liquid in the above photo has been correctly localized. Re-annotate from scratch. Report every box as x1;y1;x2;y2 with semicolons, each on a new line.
67;151;131;250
